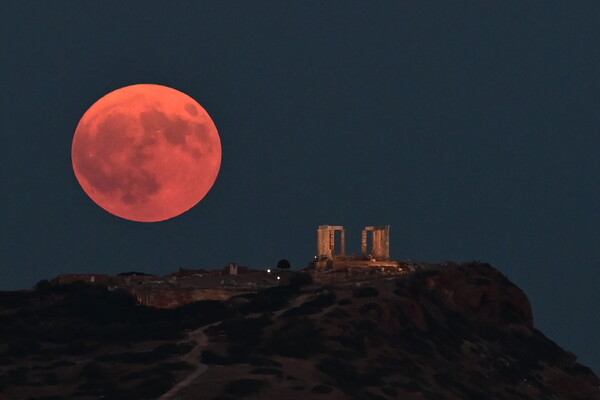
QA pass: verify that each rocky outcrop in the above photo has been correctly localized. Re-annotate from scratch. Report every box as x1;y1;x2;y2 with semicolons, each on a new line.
423;262;534;327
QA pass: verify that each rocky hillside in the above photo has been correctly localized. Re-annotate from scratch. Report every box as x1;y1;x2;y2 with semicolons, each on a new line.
0;262;598;400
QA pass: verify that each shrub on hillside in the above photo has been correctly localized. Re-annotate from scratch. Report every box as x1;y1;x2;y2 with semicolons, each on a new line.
250;367;283;376
34;395;63;400
223;378;266;397
282;291;336;317
312;385;333;393
0;366;30;387
63;340;96;356
289;272;313;288
216;315;273;347
352;286;379;298
5;338;41;357
325;307;351;319
132;374;176;399
245;285;296;313
177;300;228;327
153;342;194;356
262;318;323;359
96;342;192;364
79;362;110;381
316;357;384;390
201;350;235;365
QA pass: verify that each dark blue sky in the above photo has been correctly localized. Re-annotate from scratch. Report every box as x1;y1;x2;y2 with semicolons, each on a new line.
2;2;599;372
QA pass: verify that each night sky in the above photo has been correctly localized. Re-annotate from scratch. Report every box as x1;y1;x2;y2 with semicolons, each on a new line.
3;2;599;372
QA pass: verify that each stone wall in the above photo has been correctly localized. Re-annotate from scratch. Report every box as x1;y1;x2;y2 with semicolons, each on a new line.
130;286;251;308
310;265;409;284
53;274;112;285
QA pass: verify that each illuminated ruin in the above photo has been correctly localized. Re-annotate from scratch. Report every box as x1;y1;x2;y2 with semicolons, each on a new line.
313;225;400;269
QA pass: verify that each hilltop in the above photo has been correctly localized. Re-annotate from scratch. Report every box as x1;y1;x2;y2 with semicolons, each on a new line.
0;262;598;400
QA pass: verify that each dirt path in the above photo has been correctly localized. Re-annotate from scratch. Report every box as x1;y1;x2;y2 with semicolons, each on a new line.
272;292;311;318
157;321;218;400
158;291;311;400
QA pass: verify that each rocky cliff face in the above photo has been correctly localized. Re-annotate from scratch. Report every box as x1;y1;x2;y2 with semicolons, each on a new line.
185;262;599;400
424;263;534;327
0;263;597;400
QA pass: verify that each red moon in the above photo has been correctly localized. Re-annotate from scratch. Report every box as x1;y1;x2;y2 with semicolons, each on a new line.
72;84;222;222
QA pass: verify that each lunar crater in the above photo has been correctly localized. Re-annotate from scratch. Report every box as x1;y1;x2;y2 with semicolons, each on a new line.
184;103;198;116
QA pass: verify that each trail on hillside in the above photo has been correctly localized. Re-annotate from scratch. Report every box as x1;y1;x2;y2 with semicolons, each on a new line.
157;321;216;400
273;292;311;317
158;291;309;400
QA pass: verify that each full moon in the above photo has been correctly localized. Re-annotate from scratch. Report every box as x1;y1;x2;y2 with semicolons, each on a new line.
72;84;222;222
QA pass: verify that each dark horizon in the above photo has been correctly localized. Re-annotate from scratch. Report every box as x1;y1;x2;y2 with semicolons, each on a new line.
2;1;599;373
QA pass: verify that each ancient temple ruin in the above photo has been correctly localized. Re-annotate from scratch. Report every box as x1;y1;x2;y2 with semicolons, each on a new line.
317;225;346;259
361;225;390;261
313;225;399;269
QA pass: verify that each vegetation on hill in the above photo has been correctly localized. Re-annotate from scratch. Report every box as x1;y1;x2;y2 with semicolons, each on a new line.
0;265;598;400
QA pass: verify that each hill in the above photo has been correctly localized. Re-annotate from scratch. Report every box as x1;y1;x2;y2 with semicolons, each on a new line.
0;262;597;400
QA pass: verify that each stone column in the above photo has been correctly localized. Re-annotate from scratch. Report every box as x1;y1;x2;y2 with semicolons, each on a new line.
340;229;346;256
372;229;381;259
317;226;333;259
317;227;323;257
361;229;367;254
371;225;390;260
329;229;335;257
383;225;390;260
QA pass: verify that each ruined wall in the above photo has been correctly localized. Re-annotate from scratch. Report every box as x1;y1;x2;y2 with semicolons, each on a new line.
130;287;251;309
310;265;408;284
54;274;112;285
